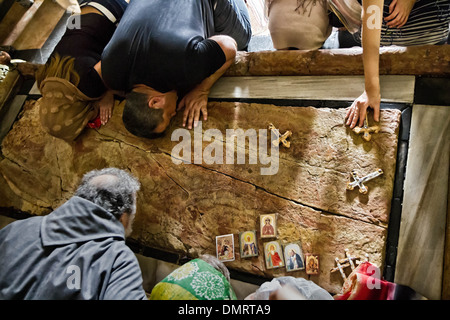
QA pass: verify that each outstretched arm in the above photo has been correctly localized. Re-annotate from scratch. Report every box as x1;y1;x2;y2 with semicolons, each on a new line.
178;35;237;129
346;0;383;128
94;61;126;125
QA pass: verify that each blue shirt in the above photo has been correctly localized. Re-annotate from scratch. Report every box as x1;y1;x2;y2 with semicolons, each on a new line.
101;0;226;96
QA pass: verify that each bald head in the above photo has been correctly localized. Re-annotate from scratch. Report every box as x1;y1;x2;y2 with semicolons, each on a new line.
90;174;119;189
75;168;140;220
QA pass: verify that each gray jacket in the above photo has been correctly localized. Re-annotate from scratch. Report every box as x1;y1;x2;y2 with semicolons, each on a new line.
0;196;147;300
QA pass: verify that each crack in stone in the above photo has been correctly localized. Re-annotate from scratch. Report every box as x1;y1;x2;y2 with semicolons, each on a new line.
250;263;265;274
148;153;190;197
52;139;64;195
93;130;387;229
160;149;385;229
0;157;53;210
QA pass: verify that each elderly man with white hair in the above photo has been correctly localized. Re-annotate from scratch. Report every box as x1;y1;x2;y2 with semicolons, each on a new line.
0;168;147;300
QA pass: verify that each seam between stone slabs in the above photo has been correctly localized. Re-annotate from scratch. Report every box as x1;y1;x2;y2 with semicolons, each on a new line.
91;129;389;229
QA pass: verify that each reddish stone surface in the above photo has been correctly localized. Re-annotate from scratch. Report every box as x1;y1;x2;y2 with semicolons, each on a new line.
0;99;401;294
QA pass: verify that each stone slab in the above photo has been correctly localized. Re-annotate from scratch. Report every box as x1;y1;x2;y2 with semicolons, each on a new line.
0;99;401;294
210;75;415;103
394;104;450;300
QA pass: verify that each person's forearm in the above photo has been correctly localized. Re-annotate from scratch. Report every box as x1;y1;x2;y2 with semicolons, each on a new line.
94;61;126;97
362;0;383;92
195;36;237;93
195;58;234;93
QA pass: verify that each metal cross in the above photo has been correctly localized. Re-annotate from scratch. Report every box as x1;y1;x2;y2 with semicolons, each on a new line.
346;168;383;194
268;123;292;148
352;114;380;142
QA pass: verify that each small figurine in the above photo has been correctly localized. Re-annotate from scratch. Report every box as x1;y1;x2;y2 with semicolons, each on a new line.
346;168;383;194
268;123;292;148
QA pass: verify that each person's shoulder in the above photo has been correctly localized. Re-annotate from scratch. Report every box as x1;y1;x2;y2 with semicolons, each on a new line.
1;215;43;233
109;239;138;261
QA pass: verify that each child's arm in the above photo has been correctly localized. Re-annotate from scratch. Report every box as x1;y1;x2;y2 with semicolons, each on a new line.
346;0;383;128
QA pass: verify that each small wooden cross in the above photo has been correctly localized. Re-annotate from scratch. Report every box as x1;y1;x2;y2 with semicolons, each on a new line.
352;114;380;142
346;168;383;194
345;248;356;270
331;249;365;280
268;123;292;148
334;257;347;280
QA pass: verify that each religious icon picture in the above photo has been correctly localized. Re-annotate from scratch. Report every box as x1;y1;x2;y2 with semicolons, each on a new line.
284;242;305;272
216;234;235;262
305;253;320;275
239;230;258;258
260;213;277;239
264;240;285;269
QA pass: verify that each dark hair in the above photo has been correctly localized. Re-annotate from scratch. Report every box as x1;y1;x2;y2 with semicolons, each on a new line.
75;168;140;219
122;91;165;139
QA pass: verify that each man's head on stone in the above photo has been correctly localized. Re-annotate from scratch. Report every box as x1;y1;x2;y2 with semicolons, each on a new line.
75;168;140;237
122;85;178;139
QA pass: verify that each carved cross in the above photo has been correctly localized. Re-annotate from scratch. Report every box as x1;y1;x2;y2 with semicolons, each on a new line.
346;168;383;194
268;123;292;148
352;114;380;142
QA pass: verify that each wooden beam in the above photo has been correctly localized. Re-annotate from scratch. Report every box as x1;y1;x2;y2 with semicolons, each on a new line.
0;0;44;47
225;45;450;77
0;1;28;44
11;46;449;81
11;0;65;50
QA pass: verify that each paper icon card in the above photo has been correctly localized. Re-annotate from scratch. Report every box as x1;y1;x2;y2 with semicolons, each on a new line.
264;240;285;269
260;213;277;239
216;234;235;262
305;253;320;275
284;242;305;272
239;230;258;258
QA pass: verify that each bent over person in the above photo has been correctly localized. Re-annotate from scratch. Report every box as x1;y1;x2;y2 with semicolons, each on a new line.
35;0;129;142
100;0;252;138
343;0;450;129
0;168;147;300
